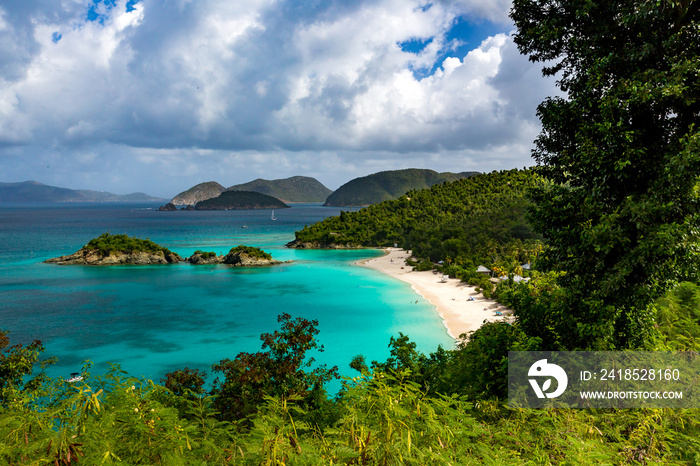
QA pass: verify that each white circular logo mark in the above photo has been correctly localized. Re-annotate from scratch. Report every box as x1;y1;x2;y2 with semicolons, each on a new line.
528;359;568;399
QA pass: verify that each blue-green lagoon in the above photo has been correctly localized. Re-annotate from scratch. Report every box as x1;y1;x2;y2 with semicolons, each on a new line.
0;203;454;387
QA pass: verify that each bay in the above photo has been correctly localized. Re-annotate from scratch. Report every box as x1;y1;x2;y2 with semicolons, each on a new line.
0;203;454;389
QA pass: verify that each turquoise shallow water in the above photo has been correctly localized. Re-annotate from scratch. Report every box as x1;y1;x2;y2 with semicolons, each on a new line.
0;203;454;389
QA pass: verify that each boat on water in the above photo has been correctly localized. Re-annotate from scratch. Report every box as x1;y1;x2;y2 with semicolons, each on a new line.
271;210;276;221
65;373;83;383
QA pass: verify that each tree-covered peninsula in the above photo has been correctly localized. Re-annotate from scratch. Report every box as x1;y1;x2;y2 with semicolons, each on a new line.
290;168;543;293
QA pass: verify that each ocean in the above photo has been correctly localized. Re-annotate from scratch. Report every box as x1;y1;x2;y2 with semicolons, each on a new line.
0;203;454;389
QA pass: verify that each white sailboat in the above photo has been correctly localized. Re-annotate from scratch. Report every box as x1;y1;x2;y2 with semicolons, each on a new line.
271;210;276;221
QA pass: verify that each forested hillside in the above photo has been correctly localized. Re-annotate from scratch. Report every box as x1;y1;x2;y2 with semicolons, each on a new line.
323;168;478;206
228;176;332;203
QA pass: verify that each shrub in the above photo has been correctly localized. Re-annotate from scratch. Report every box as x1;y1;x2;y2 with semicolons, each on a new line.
228;245;272;260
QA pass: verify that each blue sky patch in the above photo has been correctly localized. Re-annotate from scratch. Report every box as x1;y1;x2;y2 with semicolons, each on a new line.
399;37;434;54
400;17;505;79
126;0;140;12
87;0;117;24
445;17;504;59
51;32;62;43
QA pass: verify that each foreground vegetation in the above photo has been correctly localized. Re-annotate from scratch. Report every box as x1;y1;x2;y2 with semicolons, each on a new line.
2;308;700;465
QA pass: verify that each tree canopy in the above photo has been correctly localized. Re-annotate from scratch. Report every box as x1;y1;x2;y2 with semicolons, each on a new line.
511;0;700;349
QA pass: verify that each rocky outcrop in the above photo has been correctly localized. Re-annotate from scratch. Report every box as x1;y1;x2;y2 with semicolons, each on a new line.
186;252;223;264
45;249;183;265
158;202;179;211
222;250;283;266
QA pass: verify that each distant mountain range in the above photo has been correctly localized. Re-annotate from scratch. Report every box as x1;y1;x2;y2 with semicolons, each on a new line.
323;169;480;207
168;170;482;209
169;176;332;206
3;169;483;207
0;181;166;203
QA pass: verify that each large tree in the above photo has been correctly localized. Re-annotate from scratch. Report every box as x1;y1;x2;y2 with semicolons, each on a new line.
511;0;700;349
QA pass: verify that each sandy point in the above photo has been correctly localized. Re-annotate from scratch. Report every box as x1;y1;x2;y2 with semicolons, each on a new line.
357;248;513;340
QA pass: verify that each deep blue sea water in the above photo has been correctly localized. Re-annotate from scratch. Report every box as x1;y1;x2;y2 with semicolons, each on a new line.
0;203;454;390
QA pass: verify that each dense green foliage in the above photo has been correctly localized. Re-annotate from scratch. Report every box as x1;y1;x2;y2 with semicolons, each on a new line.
511;0;700;350
210;313;338;423
2;319;700;465
228;176;333;203
228;245;272;260
195;191;289;210
655;282;700;351
85;233;173;256
296;169;540;258
323;168;479;207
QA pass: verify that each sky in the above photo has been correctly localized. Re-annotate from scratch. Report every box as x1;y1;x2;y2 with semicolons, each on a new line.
0;0;557;198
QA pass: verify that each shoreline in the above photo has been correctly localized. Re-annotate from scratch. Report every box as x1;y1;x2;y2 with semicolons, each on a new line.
357;248;513;340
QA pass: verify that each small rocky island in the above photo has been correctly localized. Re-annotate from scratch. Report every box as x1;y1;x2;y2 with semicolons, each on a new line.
44;233;183;265
44;233;284;267
186;246;285;266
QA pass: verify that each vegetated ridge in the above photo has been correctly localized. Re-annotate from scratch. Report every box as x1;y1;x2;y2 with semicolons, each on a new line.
194;190;289;210
171;181;226;205
0;181;166;203
323;168;479;206
228;176;333;203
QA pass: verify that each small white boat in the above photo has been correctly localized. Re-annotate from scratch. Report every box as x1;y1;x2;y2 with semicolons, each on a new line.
271;210;276;221
65;372;83;383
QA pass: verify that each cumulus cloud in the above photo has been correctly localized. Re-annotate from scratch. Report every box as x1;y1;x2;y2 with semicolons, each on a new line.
0;0;556;196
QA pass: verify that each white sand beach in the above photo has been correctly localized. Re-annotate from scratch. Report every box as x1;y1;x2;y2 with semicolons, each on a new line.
358;248;513;340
